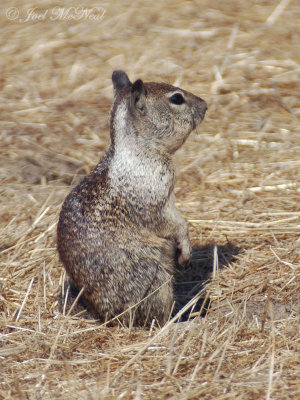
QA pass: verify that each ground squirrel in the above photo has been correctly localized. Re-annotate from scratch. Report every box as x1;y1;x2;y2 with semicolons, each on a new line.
57;71;207;326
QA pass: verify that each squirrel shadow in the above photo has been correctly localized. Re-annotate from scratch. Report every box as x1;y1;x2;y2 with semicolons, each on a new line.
173;243;241;321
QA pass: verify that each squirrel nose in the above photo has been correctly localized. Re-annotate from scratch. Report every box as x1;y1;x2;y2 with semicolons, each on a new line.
200;98;207;113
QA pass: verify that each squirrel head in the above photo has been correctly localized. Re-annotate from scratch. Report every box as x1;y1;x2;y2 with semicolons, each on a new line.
110;71;207;154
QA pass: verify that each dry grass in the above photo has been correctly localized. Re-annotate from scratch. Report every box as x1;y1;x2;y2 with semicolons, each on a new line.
1;0;300;399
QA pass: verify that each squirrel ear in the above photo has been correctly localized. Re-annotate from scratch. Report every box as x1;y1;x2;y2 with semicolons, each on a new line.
130;79;147;113
112;71;132;95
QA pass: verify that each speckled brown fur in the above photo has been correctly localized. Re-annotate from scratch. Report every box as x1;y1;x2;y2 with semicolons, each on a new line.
57;71;207;326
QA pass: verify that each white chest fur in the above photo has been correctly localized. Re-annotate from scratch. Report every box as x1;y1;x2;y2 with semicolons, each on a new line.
109;145;172;207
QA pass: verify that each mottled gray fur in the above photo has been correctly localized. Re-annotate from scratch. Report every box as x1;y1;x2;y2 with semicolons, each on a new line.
57;71;207;326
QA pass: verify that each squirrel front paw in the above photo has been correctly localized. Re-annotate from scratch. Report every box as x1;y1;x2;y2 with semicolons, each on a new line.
177;240;192;265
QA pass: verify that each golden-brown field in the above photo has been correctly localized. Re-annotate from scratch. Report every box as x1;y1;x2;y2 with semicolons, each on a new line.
1;0;299;398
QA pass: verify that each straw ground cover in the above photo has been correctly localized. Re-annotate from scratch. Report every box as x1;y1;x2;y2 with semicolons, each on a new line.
1;0;299;398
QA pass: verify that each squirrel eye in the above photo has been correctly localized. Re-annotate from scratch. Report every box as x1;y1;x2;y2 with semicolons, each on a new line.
169;93;185;105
